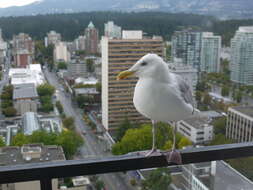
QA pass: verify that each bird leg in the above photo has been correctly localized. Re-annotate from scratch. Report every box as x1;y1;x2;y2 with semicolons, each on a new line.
145;120;157;157
162;122;182;165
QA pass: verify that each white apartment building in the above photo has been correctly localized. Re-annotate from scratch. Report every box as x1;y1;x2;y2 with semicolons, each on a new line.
54;42;70;62
231;26;253;85
177;116;213;144
104;21;122;39
226;106;253;142
74;35;86;51
200;32;221;73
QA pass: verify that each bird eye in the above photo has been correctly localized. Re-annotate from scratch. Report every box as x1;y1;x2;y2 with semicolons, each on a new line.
141;62;147;66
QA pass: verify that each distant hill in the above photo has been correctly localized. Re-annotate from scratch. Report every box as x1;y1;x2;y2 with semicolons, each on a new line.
1;0;253;19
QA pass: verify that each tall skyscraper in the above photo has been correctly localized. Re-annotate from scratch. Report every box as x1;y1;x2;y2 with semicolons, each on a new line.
200;32;221;73
230;26;253;85
85;21;99;54
104;21;122;39
171;30;202;70
101;31;164;130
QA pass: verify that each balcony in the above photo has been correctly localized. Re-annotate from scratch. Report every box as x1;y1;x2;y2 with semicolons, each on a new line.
1;142;253;190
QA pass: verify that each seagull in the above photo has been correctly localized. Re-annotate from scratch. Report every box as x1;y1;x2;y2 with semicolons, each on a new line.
117;53;195;164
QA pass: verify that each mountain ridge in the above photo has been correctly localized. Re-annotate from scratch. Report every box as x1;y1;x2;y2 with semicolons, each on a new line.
0;0;253;19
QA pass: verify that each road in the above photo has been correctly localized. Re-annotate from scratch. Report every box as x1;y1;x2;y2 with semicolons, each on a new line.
44;68;135;190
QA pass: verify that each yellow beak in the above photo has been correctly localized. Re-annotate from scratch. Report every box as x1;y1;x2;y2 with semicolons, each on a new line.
117;70;135;80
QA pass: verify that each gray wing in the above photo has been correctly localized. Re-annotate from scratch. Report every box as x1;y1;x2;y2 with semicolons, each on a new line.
174;74;194;107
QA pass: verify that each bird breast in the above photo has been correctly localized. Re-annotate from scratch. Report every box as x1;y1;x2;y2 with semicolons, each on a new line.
133;78;192;122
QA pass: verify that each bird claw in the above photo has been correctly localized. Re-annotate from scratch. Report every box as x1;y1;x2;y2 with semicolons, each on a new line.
161;149;182;165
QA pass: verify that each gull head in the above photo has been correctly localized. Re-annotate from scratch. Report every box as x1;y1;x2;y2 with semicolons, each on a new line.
117;53;167;80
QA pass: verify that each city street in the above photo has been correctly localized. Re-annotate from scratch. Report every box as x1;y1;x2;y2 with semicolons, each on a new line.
44;68;135;190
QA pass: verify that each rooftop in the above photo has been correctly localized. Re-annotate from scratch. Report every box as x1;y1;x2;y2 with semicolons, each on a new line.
0;144;65;166
22;112;40;135
239;26;253;33
230;106;253;118
74;88;99;95
13;83;38;100
182;116;211;129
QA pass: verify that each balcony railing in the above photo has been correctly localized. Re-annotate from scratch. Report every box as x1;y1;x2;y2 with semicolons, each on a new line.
1;142;253;190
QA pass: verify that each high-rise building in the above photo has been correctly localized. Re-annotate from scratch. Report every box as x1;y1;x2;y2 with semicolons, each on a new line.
226;106;253;142
200;32;221;73
104;21;122;39
13;33;34;67
230;26;253;85
54;42;70;62
101;31;164;130
85;21;99;54
0;28;7;65
45;30;61;47
171;30;202;70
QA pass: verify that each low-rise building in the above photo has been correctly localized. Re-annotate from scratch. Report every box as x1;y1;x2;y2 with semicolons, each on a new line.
22;112;40;135
177;116;213;145
13;83;39;115
68;60;87;77
226;106;253;142
0;144;65;190
74;88;100;102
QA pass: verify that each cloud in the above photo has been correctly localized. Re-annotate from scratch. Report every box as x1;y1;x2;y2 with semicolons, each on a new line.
0;0;41;8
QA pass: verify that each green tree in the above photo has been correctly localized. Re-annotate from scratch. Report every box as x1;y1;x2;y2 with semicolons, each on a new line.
11;133;30;146
40;102;54;113
37;83;55;97
221;85;230;97
0;136;5;147
86;59;95;73
178;137;192;149
57;62;67;70
141;168;171;190
115;117;137;141
29;131;57;145
56;131;84;159
3;107;17;117
203;93;212;105
235;91;242;103
63;117;75;130
212;117;227;135
95;82;102;94
209;134;233;146
56;101;64;114
95;179;105;190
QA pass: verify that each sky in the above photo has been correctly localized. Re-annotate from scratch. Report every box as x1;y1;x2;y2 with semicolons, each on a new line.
0;0;40;8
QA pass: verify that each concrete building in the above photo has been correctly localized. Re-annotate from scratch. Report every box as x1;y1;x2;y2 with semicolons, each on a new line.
68;59;87;77
101;31;164;130
12;33;34;68
226;106;253;142
9;64;45;87
54;42;70;63
0;29;7;65
104;21;122;39
85;21;99;54
45;30;61;47
174;160;253;190
168;58;198;95
74;35;86;51
200;32;221;73
0;144;65;190
230;26;253;85
171;30;202;70
177;116;213;145
13;83;39;115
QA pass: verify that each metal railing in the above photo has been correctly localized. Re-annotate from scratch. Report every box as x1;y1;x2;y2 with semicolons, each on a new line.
1;142;253;190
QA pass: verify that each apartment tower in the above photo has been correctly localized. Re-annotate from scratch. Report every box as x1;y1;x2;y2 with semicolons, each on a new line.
101;30;164;130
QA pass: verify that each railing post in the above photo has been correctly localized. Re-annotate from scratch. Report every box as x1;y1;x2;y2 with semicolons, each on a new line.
40;178;52;190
